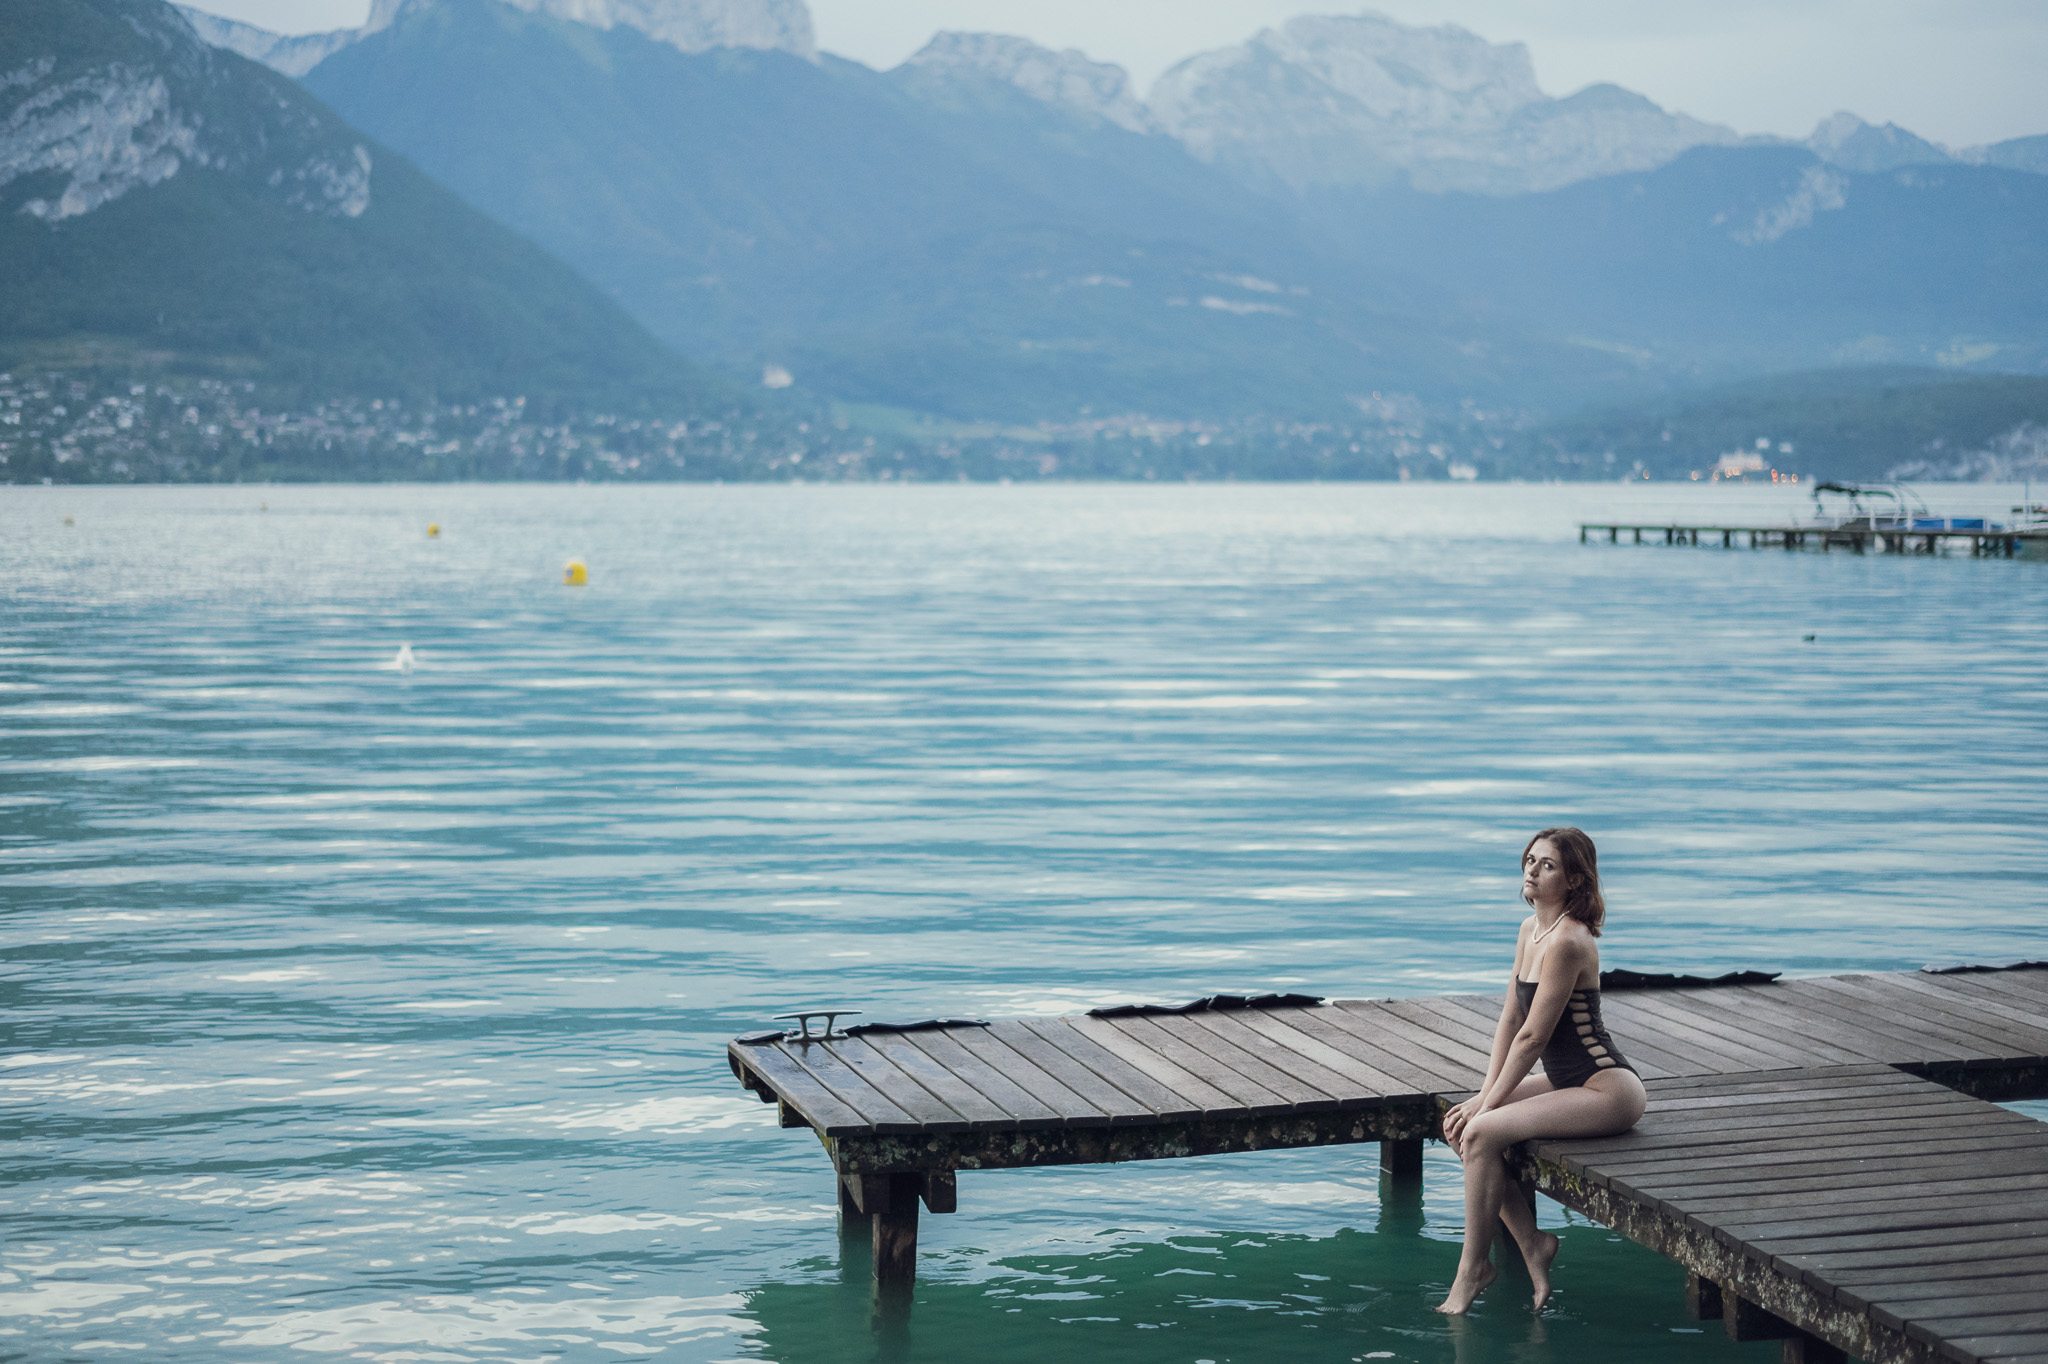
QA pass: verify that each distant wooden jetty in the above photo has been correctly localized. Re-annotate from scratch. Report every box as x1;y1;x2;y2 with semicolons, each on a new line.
728;966;2048;1363
1579;521;2047;557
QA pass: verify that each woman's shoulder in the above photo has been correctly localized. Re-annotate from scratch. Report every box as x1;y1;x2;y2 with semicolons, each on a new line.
1551;919;1600;972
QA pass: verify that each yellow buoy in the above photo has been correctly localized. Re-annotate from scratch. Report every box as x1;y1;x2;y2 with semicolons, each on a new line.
427;522;441;538
563;558;589;586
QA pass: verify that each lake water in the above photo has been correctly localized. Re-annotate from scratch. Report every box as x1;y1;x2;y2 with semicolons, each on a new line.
5;482;2045;1364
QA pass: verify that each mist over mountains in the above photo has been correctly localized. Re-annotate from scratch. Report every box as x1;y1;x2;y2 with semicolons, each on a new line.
9;0;2048;482
285;0;2048;419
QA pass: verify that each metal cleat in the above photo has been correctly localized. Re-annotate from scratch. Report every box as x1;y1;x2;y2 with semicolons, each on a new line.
773;1009;860;1043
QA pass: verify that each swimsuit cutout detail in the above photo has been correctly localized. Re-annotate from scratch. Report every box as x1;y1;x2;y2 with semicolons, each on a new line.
1515;978;1636;1089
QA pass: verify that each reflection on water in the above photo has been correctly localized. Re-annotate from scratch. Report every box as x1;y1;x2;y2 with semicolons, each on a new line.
3;483;2044;1361
748;1217;1760;1364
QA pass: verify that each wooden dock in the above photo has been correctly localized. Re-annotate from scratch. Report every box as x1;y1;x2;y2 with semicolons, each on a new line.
728;967;2048;1361
1579;522;2048;557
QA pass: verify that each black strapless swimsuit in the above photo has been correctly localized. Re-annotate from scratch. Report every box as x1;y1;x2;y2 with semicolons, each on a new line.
1516;978;1636;1088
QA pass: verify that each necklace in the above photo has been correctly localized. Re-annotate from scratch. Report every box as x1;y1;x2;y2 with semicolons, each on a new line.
1530;913;1569;946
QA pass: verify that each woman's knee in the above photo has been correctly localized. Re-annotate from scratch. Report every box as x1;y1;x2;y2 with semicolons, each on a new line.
1460;1114;1512;1158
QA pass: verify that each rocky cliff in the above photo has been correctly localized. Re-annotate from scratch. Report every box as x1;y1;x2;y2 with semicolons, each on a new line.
902;32;1151;133
4;0;371;221
1147;12;1740;194
180;0;811;73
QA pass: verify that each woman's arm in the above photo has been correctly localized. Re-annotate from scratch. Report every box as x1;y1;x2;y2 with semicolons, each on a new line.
1442;925;1532;1147
1474;937;1593;1114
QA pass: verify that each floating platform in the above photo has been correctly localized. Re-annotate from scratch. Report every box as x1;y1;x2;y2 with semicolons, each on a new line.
1579;522;2048;557
727;967;2048;1362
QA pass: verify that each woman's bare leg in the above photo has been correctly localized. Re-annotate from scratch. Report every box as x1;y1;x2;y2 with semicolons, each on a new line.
1435;1071;1644;1314
1436;1076;1548;1314
1495;1181;1558;1310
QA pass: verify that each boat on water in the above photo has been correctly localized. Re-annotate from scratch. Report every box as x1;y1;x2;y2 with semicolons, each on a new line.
1805;481;2001;534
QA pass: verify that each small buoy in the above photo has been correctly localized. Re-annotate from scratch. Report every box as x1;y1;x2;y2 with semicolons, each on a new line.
427;523;440;538
63;515;74;526
393;644;416;673
563;558;589;586
259;502;267;512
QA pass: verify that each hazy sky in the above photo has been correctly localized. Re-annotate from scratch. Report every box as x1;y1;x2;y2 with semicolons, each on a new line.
188;0;2048;148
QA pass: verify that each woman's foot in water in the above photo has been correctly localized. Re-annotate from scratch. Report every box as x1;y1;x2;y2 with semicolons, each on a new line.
1526;1231;1559;1312
1434;1260;1497;1314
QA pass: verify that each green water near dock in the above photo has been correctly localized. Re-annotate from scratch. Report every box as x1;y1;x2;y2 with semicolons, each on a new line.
4;483;2044;1363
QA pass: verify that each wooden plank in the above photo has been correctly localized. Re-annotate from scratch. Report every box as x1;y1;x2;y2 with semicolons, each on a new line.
1779;1239;2048;1275
1640;1068;1930;1101
1943;971;2048;1011
1675;986;1905;1065
1063;1014;1250;1115
857;1032;1026;1128
1323;1000;1489;1084
1596;996;1778;1073
949;1025;1116;1126
1639;1080;1942;1115
1341;999;1496;1072
729;1043;876;1135
1590;1116;2048;1173
1104;1014;1301;1113
1795;976;2013;1059
897;1029;1068;1129
1829;1263;2048;1297
1769;980;1999;1064
1257;1005;1451;1095
1626;987;1860;1067
1584;1098;2020;1154
825;1037;973;1132
1180;1010;1378;1105
1231;1008;1418;1096
1311;1001;1485;1088
1916;1327;2048;1359
1608;990;1820;1069
1634;1093;1999;1139
1641;1060;1907;1090
1834;974;2048;1056
1146;1011;1349;1107
1587;1151;2048;1212
770;1040;928;1134
1742;1214;2048;1255
1014;1018;1204;1122
1380;996;1506;1062
1890;974;2048;1038
987;1020;1170;1123
1598;993;1806;1073
1585;1109;2040;1163
1687;1163;2048;1212
1844;1272;2048;1306
1609;1144;2048;1199
1835;1261;2048;1310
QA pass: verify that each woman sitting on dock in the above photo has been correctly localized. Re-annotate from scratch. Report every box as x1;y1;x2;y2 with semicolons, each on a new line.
1435;827;1648;1314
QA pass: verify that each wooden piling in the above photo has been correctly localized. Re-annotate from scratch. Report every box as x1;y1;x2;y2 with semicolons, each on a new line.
1379;1137;1423;1183
870;1172;922;1284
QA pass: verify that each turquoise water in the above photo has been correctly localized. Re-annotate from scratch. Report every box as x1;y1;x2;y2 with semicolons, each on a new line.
4;483;2045;1364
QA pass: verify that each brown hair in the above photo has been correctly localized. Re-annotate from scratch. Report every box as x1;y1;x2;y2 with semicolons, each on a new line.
1523;826;1605;936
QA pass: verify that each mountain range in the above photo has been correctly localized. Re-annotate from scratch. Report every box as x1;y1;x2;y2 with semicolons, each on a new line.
0;0;744;416
274;0;2048;421
9;0;2047;482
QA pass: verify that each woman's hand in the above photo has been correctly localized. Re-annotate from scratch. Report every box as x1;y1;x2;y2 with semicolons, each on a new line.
1441;1097;1485;1154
